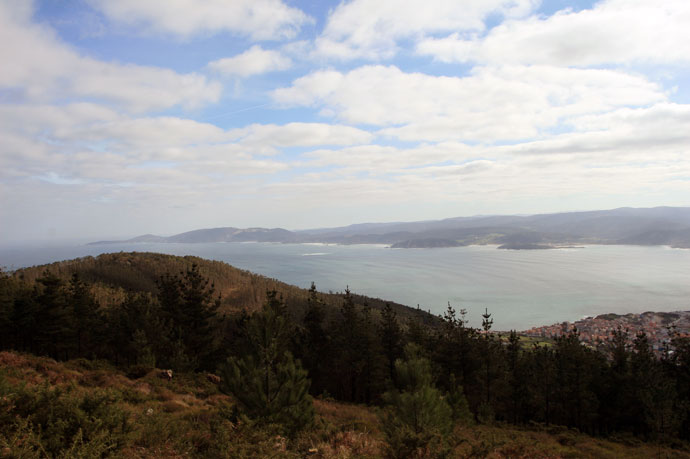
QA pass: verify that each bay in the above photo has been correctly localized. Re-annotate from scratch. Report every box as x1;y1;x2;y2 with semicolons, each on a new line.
1;242;689;330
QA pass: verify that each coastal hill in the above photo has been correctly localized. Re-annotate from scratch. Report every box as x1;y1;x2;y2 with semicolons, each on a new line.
11;251;435;323
90;206;690;249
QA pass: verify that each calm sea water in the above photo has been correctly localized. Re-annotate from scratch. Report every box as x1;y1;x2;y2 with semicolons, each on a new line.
1;242;689;330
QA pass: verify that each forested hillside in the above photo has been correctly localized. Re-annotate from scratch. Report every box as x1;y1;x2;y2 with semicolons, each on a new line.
1;252;690;457
11;251;434;321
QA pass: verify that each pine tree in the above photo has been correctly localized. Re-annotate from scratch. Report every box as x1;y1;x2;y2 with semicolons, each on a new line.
379;303;403;382
630;331;678;439
447;373;473;425
359;302;386;403
433;304;479;407
107;292;171;367
333;287;365;401
381;344;453;458
553;327;599;432
601;327;633;433
405;314;428;348
505;330;529;424
132;329;156;367
663;331;689;439
157;272;183;326
218;290;314;436
530;343;556;425
301;283;329;395
479;308;496;423
9;286;38;353
68;273;102;358
0;269;14;350
157;264;220;370
34;272;72;359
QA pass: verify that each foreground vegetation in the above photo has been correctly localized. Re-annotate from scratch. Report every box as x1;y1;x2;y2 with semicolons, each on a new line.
2;351;689;458
2;252;690;457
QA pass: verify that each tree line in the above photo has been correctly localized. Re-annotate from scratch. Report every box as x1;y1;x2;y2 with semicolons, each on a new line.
1;262;690;448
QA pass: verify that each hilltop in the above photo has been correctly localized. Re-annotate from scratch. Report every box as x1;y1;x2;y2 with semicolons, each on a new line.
11;251;435;323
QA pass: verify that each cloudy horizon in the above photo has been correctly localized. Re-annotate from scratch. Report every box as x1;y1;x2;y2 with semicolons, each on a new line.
2;0;690;243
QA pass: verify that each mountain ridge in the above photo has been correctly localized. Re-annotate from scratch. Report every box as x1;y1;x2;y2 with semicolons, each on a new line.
89;206;690;249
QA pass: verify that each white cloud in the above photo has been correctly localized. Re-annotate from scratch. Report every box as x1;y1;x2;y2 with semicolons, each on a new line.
302;142;476;174
0;99;375;186
90;0;311;40
0;2;221;112
280;101;690;209
314;0;539;60
55;117;228;151
0;103;119;137
274;64;665;142
235;122;374;151
44;116;373;156
417;0;690;66
506;103;690;156
259;143;690;223
208;45;292;78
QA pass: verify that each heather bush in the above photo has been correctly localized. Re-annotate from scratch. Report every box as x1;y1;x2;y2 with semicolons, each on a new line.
0;375;130;457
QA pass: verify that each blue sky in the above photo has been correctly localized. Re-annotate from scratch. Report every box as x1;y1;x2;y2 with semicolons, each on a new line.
1;0;689;242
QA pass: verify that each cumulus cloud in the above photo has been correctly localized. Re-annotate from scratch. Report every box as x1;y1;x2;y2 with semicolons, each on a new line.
296;103;690;178
0;2;221;112
417;0;690;66
208;45;292;78
274;64;665;142
0;100;375;187
314;0;539;60
90;0;311;40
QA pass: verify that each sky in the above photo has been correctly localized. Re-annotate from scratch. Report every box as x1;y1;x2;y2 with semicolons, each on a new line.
2;0;690;243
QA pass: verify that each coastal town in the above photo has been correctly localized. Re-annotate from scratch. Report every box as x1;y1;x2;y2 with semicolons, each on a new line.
521;310;690;353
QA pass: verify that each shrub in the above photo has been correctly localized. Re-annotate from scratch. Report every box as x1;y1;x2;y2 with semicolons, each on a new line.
0;377;131;457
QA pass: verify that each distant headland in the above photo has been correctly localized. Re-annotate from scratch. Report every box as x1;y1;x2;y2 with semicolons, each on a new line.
90;206;690;250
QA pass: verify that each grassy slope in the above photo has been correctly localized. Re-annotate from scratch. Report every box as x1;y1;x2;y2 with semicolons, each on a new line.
11;251;437;324
2;351;688;458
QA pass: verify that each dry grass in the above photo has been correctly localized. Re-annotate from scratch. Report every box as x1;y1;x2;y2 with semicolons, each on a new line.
307;398;385;457
311;430;384;458
452;424;690;458
314;398;381;433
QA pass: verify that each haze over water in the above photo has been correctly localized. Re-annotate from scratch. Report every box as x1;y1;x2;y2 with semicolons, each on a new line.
2;243;689;330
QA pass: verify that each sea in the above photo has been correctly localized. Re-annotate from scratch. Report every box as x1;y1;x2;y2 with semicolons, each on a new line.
1;242;689;331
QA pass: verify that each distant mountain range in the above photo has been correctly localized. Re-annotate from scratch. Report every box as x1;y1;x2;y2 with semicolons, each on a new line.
89;206;690;249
